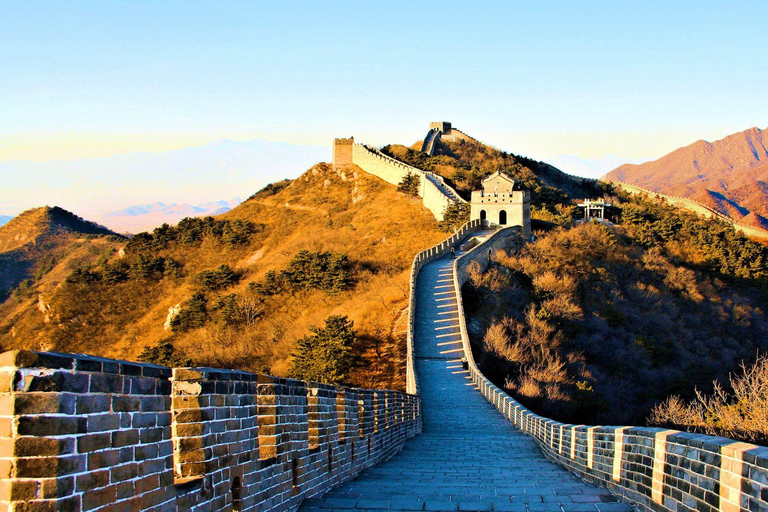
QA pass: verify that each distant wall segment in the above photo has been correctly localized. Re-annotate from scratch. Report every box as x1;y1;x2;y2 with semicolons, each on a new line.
453;231;768;512
0;351;420;511
333;138;466;221
611;180;768;241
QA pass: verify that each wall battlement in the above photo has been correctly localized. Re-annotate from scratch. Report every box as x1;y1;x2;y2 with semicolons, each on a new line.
452;229;768;512
333;137;466;221
0;351;420;511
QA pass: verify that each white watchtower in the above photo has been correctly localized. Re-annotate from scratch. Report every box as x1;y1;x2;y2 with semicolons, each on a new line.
470;171;531;238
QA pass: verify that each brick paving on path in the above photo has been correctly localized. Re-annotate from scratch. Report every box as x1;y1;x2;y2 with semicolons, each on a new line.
300;233;635;512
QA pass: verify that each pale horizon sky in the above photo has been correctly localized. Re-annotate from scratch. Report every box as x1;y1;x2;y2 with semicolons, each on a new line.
2;1;767;207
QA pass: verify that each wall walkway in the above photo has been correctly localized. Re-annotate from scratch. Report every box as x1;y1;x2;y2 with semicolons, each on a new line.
301;229;630;512
452;229;768;512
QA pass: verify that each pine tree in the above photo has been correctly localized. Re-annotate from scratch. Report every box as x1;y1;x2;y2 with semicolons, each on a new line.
397;172;421;197
289;315;357;384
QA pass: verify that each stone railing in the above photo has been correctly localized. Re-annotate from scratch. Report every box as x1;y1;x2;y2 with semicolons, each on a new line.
452;232;768;512
0;350;420;511
404;219;484;394
610;180;768;241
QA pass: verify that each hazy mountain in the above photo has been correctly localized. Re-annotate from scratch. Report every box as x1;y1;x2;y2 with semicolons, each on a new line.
603;127;768;228
0;139;328;220
97;198;243;233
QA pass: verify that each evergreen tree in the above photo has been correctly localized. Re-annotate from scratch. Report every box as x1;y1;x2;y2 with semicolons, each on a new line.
397;172;421;197
439;203;471;232
289;315;357;384
138;338;192;367
171;292;208;332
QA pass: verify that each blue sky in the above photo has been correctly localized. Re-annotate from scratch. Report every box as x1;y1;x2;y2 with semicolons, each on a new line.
1;1;767;177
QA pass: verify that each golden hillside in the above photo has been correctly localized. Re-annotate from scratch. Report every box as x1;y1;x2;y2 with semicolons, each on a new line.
0;163;445;390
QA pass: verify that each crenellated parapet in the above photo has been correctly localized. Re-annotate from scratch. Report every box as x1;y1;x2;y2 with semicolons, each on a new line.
333;137;466;221
451;228;768;512
0;350;420;511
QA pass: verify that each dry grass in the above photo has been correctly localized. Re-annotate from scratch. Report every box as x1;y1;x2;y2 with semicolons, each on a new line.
0;162;446;391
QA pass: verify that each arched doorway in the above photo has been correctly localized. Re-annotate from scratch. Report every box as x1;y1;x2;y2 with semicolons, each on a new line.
499;210;507;225
480;210;486;221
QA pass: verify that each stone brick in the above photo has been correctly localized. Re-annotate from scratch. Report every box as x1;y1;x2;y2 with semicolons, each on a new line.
14;437;75;457
14;455;85;478
82;485;117;511
76;469;110;492
16;416;86;436
112;395;141;412
77;432;111;453
75;394;111;414
87;413;120;432
112;429;139;447
13;393;76;415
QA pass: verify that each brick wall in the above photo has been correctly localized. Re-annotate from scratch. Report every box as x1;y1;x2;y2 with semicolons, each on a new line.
0;351;420;511
453;232;768;512
350;143;465;221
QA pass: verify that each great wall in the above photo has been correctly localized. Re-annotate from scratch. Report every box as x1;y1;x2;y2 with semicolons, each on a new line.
610;181;768;241
1;124;768;511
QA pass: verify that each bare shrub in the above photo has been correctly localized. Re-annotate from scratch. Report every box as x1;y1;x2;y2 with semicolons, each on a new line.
650;354;768;443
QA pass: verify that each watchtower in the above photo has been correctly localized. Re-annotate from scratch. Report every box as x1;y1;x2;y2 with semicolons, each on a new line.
470;171;530;238
430;122;452;134
333;137;354;168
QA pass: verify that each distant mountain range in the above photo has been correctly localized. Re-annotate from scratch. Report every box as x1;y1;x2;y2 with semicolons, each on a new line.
0;138;328;220
603;127;768;230
97;198;243;233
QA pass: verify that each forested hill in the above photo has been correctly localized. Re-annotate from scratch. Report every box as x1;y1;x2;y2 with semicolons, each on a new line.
0;206;120;299
0;163;446;390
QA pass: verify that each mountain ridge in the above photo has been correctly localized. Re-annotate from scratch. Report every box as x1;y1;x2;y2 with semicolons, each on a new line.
603;126;768;229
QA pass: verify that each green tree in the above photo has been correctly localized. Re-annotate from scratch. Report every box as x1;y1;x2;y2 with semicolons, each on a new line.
397;172;421;197
138;338;192;367
439;202;471;232
192;264;240;291
171;292;208;332
289;315;357;384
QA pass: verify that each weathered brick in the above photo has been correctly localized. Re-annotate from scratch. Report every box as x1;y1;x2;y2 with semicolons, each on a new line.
82;485;117;511
14;455;85;478
87;413;120;432
76;469;110;492
75;394;111;414
13;393;76;415
77;432;111;453
14;436;75;457
111;462;138;483
112;429;140;447
16;416;86;436
112;395;141;412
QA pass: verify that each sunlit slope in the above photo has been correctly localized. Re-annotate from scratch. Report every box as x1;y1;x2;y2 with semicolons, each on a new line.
0;163;445;390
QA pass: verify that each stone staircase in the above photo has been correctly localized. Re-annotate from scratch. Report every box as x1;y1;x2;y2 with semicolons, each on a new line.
300;231;633;512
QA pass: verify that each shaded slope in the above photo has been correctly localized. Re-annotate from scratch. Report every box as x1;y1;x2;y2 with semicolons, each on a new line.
0;207;119;298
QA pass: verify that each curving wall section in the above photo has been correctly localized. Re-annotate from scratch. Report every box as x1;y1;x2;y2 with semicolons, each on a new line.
350;143;466;221
404;219;484;394
453;231;768;512
421;128;441;156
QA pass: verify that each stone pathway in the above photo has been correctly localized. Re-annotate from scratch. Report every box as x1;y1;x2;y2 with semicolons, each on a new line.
300;233;634;512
